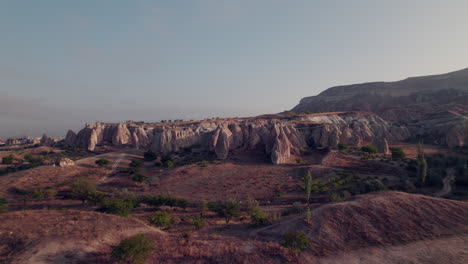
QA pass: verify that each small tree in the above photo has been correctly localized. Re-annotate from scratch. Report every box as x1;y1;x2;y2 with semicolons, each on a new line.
143;150;157;161
130;160;143;168
337;142;348;150
199;200;208;216
304;171;312;204
71;178;97;203
0;197;8;213
99;197;135;217
305;208;312;223
164;160;174;168
249;207;269;227
112;234;153;264
148;211;171;228
132;173;148;183
390;147;406;160
191;216;205;230
208;201;241;224
361;145;378;154
282;231;312;253
2;154;14;164
95;158;110;167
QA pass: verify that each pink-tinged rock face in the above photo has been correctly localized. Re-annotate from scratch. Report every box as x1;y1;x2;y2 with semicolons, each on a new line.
66;112;410;164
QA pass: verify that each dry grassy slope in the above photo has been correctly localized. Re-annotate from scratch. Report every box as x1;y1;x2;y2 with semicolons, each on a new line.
0;210;162;264
259;191;468;263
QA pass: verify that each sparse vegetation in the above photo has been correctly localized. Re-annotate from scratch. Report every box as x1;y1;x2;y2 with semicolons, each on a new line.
148;211;172;228
304;171;312;204
295;158;302;164
143;150;157;161
208;201;241;224
2;154;14;164
200;160;208;167
111;234;153;264
130;159;143;168
249;207;269;227
132;172;148;183
70;178;97;203
99;197;135;217
337;142;348;150
0;197;8;213
361;145;378;154
391;147;406;160
164;160;174;168
282;231;312;253
95;158;110;167
191;215;205;230
140;195;188;209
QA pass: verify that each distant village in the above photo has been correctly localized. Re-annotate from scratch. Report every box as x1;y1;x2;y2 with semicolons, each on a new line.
0;135;59;148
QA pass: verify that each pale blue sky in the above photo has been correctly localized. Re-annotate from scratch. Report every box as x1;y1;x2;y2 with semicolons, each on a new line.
1;0;468;137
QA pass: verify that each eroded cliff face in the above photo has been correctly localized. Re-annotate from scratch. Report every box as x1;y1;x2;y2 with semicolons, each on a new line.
66;112;409;164
290;68;468;147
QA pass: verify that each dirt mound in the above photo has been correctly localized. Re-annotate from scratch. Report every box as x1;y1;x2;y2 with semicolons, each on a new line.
0;210;161;264
309;191;468;255
259;191;468;261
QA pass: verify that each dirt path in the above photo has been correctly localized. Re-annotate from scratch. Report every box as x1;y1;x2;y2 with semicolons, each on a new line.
98;153;125;183
435;168;455;197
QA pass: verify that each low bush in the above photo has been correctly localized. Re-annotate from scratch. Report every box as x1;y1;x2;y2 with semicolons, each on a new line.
130;160;143;168
208;201;241;223
191;216;205;230
390;147;406;160
282;231;312;253
361;145;378;154
132;173;148;183
143;150;157;161
95;158;110;167
2;154;14;164
148;211;171;228
249;207;269;227
99;197;135;217
111;234;153;264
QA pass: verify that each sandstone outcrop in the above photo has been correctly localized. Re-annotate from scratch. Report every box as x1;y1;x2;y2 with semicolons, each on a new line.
67;112;409;164
55;158;75;167
39;134;55;147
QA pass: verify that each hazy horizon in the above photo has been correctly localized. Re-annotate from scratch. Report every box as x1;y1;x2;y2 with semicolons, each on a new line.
2;0;468;138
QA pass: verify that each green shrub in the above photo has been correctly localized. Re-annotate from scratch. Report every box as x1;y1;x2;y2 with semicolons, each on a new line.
390;147;406;160
249;207;269;227
200;160;208;167
282;231;312;253
44;189;58;199
337;142;348;150
111;234;153;264
32;189;45;200
132;173;148;183
330;192;343;202
70;178;97;203
191;215;205;230
2;154;14;164
148;211;171;228
99;197;135;217
295;158;303;164
208;201;241;223
164;160;174;168
130;160;143;168
361;145;378;154
143;150;157;161
139;195;188;209
95;158;110;167
0;198;8;213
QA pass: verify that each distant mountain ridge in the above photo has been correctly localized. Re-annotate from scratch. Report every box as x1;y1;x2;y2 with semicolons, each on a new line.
291;68;468;147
